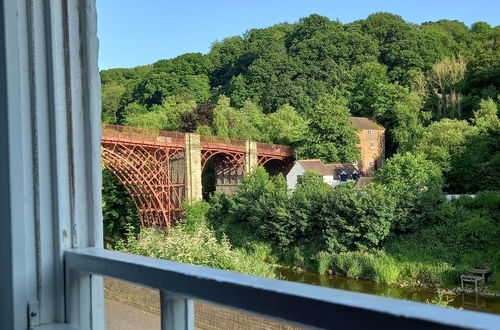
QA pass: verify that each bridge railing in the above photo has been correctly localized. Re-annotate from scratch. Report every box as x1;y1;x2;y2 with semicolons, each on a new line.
256;142;293;156
102;124;185;147
200;134;246;150
101;124;294;156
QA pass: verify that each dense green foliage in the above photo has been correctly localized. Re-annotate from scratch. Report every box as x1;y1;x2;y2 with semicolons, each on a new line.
101;13;499;191
204;168;500;288
102;169;139;239
111;202;275;278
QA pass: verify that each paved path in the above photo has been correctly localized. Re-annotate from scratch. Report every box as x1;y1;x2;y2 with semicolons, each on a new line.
105;298;160;330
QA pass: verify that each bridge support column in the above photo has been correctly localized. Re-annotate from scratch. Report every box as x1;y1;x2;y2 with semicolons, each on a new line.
245;141;258;174
185;133;202;202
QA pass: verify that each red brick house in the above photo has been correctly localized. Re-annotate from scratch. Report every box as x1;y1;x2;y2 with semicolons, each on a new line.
350;117;385;175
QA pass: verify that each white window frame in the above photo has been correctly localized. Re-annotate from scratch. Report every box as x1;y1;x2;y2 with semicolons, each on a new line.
0;1;103;328
370;141;376;149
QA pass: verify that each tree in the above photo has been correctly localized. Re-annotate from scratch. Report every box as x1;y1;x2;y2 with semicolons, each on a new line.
102;170;139;239
229;167;292;248
320;184;397;251
208;36;247;87
289;171;334;249
212;96;262;140
390;92;427;152
297;92;360;163
473;98;499;131
262;104;308;145
359;13;430;83
101;83;125;124
374;152;444;232
375;152;443;192
427;55;467;119
411;119;478;172
123;109;166;130
179;102;215;132
135;71;211;106
447;125;500;193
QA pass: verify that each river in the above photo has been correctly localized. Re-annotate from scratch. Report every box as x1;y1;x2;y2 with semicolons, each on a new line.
277;267;500;315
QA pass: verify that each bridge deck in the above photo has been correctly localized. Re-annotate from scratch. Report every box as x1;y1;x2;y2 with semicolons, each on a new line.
102;124;293;157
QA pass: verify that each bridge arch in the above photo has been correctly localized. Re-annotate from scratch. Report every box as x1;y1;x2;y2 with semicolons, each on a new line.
201;149;246;198
101;143;184;227
258;155;293;177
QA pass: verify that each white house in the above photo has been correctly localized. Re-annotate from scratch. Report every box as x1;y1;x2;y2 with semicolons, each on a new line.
286;160;360;190
286;160;334;190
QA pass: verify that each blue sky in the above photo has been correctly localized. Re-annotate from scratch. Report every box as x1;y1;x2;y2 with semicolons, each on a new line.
96;0;500;70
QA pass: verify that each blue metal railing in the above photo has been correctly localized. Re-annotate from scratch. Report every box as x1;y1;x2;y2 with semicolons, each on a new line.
65;248;500;330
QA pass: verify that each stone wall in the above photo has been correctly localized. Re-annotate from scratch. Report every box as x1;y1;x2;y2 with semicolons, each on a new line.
104;278;300;330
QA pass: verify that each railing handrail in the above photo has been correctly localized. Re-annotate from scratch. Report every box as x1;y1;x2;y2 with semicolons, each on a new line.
65;248;500;330
101;124;294;156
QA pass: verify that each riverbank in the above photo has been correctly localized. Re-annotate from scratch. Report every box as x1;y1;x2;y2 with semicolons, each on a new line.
267;242;500;296
108;180;500;310
275;266;500;315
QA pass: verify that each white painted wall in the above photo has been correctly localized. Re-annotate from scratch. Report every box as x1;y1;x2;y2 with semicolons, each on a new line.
323;175;334;186
286;162;305;190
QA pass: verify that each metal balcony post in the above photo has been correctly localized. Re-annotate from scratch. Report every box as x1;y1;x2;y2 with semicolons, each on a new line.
160;291;194;330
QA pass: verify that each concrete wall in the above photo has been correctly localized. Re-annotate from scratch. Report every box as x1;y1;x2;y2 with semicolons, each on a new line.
104;278;300;330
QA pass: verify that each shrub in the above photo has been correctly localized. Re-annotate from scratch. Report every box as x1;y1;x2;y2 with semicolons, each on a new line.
113;202;276;278
374;152;445;232
317;252;331;274
320;184;397;252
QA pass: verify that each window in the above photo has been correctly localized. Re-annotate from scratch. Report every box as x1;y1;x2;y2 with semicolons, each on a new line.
370;141;376;149
369;161;374;168
368;129;373;136
381;140;385;148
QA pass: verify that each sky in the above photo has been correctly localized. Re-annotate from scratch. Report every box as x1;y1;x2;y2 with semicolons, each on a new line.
96;0;500;70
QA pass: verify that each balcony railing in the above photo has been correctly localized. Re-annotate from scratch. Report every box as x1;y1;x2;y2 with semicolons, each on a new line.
65;248;500;330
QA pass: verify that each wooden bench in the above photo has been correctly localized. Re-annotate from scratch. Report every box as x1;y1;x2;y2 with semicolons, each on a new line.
460;265;492;292
461;275;483;292
469;266;492;282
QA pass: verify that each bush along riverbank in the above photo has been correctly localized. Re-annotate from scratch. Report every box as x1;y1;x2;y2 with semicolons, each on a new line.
108;201;276;279
203;165;500;294
109;162;500;295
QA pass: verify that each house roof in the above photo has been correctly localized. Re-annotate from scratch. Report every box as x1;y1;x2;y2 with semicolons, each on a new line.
297;159;332;176
350;117;384;130
325;163;359;180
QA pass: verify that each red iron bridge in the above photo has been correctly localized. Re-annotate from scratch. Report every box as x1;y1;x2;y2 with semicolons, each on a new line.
101;124;295;227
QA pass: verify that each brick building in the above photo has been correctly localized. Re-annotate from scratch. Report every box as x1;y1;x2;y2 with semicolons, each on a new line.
350;117;385;175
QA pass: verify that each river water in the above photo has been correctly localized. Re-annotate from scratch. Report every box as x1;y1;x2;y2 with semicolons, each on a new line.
277;267;500;315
